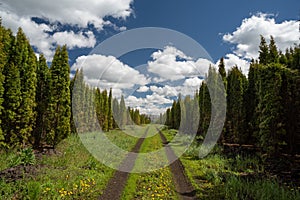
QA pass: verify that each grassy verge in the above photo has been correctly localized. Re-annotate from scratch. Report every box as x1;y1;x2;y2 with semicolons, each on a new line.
0;129;139;200
162;129;300;200
121;133;178;200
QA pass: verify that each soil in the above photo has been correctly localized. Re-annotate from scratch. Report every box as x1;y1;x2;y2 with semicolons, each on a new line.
99;129;148;200
159;131;198;200
0;149;57;183
100;128;198;200
0;164;42;182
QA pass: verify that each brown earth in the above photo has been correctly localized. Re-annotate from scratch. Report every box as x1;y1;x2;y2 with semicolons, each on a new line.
99;129;148;200
99;128;198;200
158;131;198;200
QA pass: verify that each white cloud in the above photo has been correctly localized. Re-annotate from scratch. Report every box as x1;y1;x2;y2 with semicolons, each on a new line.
218;54;250;75
149;85;178;97
183;77;203;87
71;54;149;90
223;13;299;60
1;0;133;29
148;46;214;81
53;31;96;49
0;11;55;59
0;0;134;59
125;94;173;115
136;86;149;93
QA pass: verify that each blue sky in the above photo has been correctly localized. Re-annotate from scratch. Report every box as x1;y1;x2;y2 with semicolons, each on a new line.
0;0;299;115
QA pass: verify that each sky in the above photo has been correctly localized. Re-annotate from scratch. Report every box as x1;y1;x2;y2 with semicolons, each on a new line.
0;0;299;115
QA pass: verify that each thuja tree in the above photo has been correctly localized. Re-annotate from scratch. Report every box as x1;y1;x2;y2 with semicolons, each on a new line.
47;46;71;147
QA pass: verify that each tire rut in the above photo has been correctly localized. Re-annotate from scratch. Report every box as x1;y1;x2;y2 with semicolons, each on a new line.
99;128;148;200
158;130;198;200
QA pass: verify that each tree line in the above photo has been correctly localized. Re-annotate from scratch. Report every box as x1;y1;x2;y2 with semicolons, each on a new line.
0;22;71;149
165;36;300;156
71;69;150;134
0;22;149;149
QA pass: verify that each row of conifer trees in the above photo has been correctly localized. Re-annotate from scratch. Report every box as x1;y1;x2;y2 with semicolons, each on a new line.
165;36;300;155
0;22;149;149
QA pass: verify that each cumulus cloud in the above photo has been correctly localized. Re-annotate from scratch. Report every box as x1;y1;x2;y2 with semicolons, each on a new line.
223;13;299;60
0;0;134;59
1;0;133;29
149;85;178;97
217;54;250;75
125;94;173;115
53;31;96;49
71;54;149;90
148;46;214;81
136;86;149;93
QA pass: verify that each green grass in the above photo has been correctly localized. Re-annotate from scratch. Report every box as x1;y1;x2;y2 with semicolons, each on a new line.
161;129;300;200
0;129;140;200
121;133;178;200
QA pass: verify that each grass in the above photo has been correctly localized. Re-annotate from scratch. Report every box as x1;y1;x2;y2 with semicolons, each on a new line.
0;129;139;200
161;129;300;200
121;133;178;200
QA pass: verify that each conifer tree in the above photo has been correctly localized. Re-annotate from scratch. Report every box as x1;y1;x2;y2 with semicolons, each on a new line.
259;35;269;65
226;66;247;143
112;98;120;128
108;88;113;130
119;95;127;129
33;55;51;147
48;46;71;147
268;36;279;63
13;28;37;146
218;57;227;89
2;36;22;146
0;22;9;146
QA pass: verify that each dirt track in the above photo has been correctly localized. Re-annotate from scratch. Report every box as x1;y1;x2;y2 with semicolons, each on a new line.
99;131;146;200
99;128;198;200
159;131;198;200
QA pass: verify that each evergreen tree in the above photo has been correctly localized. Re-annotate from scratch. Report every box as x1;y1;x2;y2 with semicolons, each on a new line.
259;35;269;65
218;57;227;88
226;66;247;143
33;55;51;147
2;36;22;146
102;89;108;131
108;88;113;130
198;81;211;137
47;46;71;147
256;64;285;154
119;95;127;129
244;63;259;144
268;36;279;63
0;22;10;146
112;98;120;129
